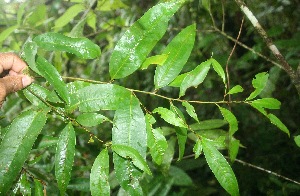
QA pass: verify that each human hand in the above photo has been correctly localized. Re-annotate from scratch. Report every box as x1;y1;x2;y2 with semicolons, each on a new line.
0;52;33;107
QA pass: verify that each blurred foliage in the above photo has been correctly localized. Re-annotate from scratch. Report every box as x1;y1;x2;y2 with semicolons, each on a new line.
0;0;299;195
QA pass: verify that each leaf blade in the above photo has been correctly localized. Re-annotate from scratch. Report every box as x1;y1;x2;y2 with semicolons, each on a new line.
153;107;187;128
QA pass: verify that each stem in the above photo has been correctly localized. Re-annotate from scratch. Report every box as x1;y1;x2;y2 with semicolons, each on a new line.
234;0;300;97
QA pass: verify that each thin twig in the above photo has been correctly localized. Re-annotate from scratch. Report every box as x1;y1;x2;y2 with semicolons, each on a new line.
234;0;300;96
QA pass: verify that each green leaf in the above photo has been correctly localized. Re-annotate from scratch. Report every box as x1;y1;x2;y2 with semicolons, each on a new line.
112;95;147;194
179;59;211;97
0;25;18;44
112;145;151;175
23;83;51;110
154;24;196;89
140;54;169;70
211;58;226;85
55;123;76;195
218;106;238;136
246;72;269;100
36;56;70;104
19;173;31;195
21;40;40;75
268;114;290;136
90;148;110;196
229;139;240;162
54;4;85;29
202;138;239;196
182;101;199;122
148;128;168;165
161;136;176;173
109;0;186;79
294;135;300;147
202;0;211;11
0;110;47;195
193;138;202;159
68;84;131;112
34;179;44;196
76;113;108;127
190;119;228;130
251;98;281;109
26;5;46;26
34;33;101;59
97;0;128;11
153;107;187;128
168;72;188;87
227;85;244;95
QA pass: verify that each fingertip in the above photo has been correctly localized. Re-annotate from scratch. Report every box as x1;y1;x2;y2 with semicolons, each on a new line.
22;75;33;87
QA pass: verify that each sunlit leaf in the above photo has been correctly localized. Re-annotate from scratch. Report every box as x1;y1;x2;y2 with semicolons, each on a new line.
36;56;70;104
90;148;110;196
154;24;196;89
54;4;85;29
34;179;44;196
202;138;239;196
246;72;269;100
97;0;128;11
227;85;244;95
76;113;108;127
109;0;186;79
153;107;187;128
0;110;47;195
251;98;281;110
193;138;202;159
34;33;101;59
179;59;211;97
218;106;238;136
55;123;76;195
19;173;31;195
211;58;226;85
182;101;199;122
140;54;169;70
21;40;40;75
169;72;188;87
26;5;46;26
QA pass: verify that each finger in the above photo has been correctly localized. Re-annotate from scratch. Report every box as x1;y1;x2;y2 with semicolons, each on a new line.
0;53;28;74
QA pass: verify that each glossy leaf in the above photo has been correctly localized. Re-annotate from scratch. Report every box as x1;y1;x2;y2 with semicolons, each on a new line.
218;106;238;136
0;110;47;195
154;24;196;89
251;98;281;110
76;113;108;127
153;107;187;128
190;119;227;130
55;123;76;195
193;138;202;159
21;40;40;75
109;0;186;79
294;135;300;147
168;72;188;87
69;83;131;112
148;128;168;165
246;72;269;100
112;145;151;175
211;58;226;85
227;85;244;95
34;33;101;59
19;173;31;195
179;59;211;97
90;148;110;196
182;101;199;122
202;138;239;196
36;56;70;103
140;54;169;70
112;94;147;194
23;83;51;110
54;4;85;29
